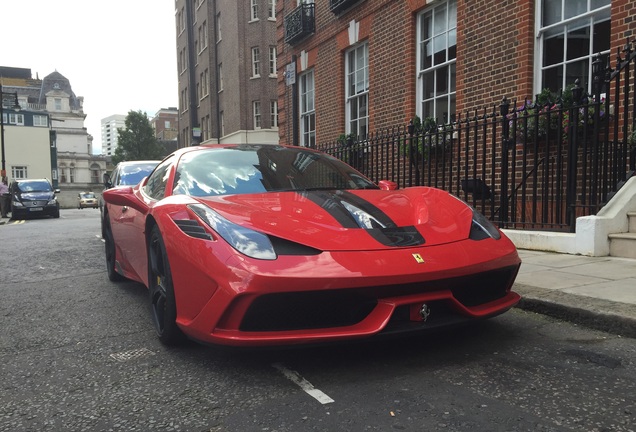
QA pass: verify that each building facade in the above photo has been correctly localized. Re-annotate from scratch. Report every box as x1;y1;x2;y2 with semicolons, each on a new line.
101;114;126;157
175;0;279;146
277;0;636;147
0;67;108;207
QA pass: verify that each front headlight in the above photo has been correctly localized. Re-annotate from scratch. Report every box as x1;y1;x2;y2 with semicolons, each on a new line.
189;204;277;260
470;208;501;240
12;199;24;207
47;199;57;205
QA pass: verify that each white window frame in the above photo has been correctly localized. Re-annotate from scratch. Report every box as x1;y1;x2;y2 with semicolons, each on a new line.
534;0;611;94
253;101;262;129
251;0;259;21
251;47;261;78
345;43;369;139
217;13;222;42
33;115;48;127
218;64;223;91
3;113;24;125
268;0;276;20
299;70;316;147
269;46;277;77
12;166;27;180
270;100;278;128
416;0;457;123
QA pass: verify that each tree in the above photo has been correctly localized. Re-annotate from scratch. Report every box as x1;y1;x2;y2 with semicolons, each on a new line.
112;110;166;164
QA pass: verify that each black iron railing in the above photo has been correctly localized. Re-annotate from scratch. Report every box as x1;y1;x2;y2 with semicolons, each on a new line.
315;42;636;232
284;3;315;45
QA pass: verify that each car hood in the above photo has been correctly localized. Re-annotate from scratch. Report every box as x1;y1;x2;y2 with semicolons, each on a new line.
194;188;475;251
16;191;55;201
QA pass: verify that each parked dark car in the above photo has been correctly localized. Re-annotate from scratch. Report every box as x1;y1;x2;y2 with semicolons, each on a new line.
10;178;60;219
100;160;160;236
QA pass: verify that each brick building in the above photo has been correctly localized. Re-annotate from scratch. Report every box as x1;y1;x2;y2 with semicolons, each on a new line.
175;0;279;146
277;0;636;147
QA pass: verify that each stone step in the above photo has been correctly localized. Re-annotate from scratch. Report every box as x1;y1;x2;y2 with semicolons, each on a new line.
608;232;636;259
629;211;636;233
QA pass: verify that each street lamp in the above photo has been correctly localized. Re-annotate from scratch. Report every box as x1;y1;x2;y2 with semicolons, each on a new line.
1;84;21;178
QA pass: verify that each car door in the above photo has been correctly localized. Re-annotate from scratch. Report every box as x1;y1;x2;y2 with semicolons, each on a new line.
112;158;173;286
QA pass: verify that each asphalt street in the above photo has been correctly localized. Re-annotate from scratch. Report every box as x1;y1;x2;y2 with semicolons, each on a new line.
1;209;635;432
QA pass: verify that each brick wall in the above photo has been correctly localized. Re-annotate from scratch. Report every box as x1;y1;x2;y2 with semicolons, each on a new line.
277;0;633;147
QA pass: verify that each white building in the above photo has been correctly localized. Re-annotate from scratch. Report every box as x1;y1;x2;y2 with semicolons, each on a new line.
1;67;108;208
101;114;126;157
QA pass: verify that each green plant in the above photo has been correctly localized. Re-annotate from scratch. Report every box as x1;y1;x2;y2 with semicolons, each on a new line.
509;85;609;142
400;116;453;159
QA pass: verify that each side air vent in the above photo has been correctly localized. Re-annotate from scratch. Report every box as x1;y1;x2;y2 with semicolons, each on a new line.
175;219;213;240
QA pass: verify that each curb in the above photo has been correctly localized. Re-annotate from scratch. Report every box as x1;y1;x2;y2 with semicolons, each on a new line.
514;283;636;339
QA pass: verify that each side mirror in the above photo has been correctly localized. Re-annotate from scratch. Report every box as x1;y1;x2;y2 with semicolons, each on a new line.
54;189;61;194
103;186;147;214
378;180;398;191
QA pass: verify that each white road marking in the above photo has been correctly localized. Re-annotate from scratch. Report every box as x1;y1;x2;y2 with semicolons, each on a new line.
272;363;335;404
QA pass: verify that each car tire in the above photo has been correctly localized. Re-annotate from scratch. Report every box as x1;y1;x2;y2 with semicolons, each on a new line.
53;210;60;218
148;225;185;345
104;214;125;282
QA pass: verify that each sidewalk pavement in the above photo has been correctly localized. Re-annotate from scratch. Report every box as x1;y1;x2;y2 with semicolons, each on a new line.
514;249;636;338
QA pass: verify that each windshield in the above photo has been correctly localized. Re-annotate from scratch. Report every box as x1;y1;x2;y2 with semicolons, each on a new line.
118;163;158;186
17;181;52;193
173;145;378;197
81;193;96;199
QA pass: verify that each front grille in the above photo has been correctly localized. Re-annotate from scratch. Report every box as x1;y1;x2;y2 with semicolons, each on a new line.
240;292;376;332
239;266;519;332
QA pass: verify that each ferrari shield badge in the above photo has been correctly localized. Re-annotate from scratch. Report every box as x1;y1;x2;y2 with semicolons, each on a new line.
412;253;425;264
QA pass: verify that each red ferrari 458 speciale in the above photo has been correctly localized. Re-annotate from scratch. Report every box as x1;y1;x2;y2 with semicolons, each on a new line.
102;144;521;347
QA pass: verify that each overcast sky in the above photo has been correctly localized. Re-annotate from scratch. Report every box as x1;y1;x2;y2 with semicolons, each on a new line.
2;0;178;155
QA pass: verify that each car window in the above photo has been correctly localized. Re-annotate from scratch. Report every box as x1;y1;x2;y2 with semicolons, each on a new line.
172;145;377;197
81;193;96;199
144;157;173;200
18;180;52;192
118;163;159;186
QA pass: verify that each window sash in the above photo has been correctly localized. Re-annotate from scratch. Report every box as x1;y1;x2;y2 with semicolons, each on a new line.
416;0;457;122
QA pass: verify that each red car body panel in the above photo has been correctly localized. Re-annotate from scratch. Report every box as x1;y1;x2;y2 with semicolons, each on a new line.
103;144;521;347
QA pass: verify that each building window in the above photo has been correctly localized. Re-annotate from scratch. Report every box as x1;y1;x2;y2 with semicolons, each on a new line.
165;120;171;128
33;115;48;127
69;166;75;183
417;0;456;123
299;70;315;147
269;46;277;77
268;0;276;19
345;43;369;139
270;100;278;128
251;47;261;77
253;101;262;129
91;164;100;183
54;98;62;111
203;68;209;96
219;63;223;91
217;13;222;41
5;113;24;125
537;0;610;94
12;166;27;180
220;111;225;137
251;0;259;21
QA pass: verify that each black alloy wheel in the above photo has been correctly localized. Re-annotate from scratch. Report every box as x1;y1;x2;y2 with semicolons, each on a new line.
148;225;185;345
104;214;124;282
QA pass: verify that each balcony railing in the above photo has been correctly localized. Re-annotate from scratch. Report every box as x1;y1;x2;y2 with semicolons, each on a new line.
284;3;315;45
329;0;365;14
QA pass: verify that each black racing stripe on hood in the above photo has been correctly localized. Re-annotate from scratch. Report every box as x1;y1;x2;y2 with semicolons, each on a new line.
301;190;360;228
302;190;425;247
